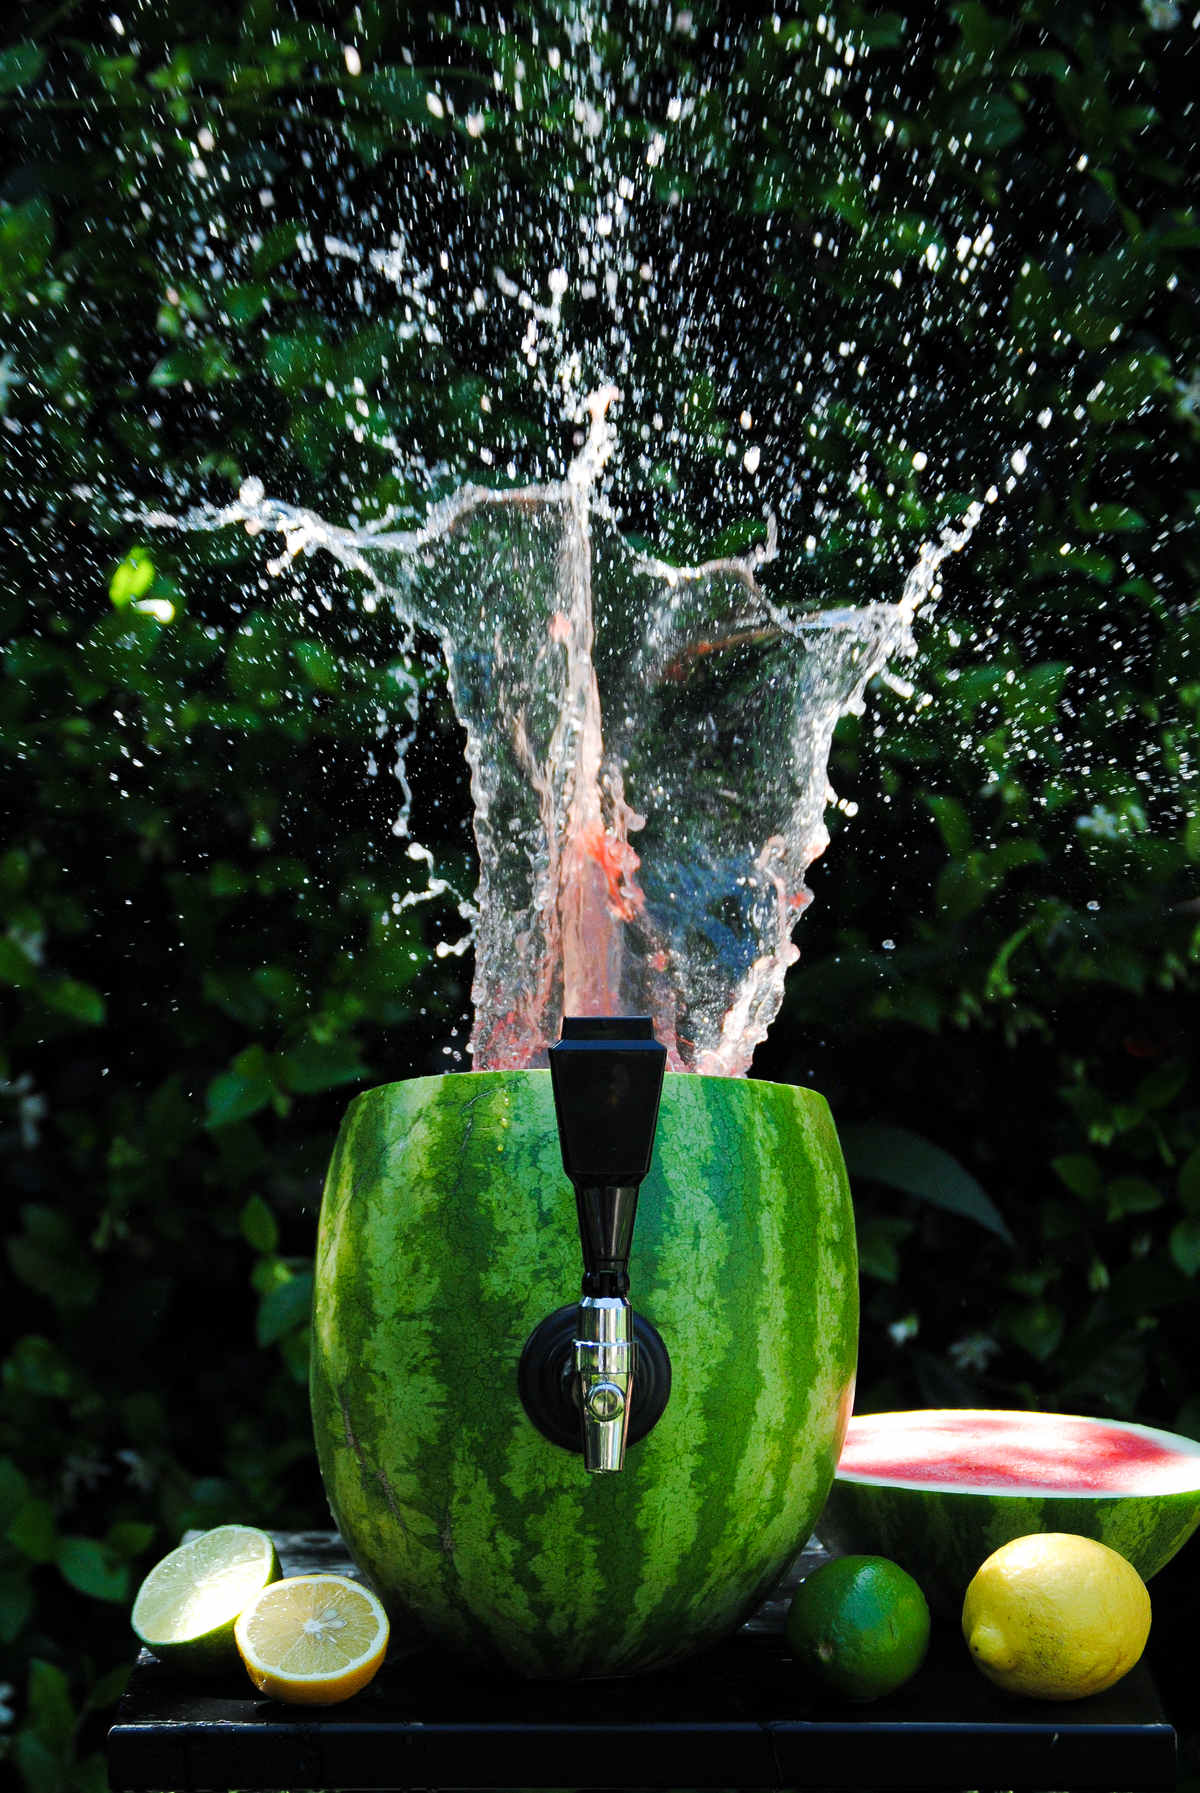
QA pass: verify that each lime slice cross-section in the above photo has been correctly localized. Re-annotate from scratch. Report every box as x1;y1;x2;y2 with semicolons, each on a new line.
131;1524;281;1674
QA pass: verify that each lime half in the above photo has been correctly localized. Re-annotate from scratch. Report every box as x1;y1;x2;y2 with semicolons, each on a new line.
132;1525;281;1674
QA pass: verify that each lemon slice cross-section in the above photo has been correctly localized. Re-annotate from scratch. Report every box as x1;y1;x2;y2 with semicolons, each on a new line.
234;1572;390;1705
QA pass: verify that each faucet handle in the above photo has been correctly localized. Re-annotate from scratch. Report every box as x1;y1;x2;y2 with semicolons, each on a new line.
574;1296;634;1473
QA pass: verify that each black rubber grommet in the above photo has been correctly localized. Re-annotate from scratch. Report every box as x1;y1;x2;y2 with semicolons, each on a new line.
517;1303;672;1454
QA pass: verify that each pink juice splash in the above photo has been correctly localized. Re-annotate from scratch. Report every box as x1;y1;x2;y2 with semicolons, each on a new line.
428;392;918;1074
152;391;984;1075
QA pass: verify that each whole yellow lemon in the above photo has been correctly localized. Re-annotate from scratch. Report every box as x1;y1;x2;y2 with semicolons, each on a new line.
962;1532;1151;1701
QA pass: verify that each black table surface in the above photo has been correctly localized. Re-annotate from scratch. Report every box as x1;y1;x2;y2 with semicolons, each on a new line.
106;1530;1177;1791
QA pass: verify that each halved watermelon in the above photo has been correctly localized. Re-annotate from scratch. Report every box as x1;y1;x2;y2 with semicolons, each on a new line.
310;1070;858;1678
817;1409;1200;1614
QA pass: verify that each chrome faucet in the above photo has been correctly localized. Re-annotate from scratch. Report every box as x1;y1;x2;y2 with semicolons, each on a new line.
517;1016;670;1473
573;1293;635;1473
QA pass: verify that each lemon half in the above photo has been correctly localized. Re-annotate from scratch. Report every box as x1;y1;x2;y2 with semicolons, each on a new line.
962;1532;1151;1701
234;1572;390;1705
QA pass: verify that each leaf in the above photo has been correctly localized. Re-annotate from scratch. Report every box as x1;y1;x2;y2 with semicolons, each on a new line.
83;1664;131;1714
1135;1060;1188;1111
278;1039;367;1094
24;1657;75;1750
1001;1299;1064;1362
1169;1218;1200;1278
1006;662;1069;732
1109;1256;1194;1320
221;281;271;325
840;1123;1013;1241
57;1536;131;1603
1085;504;1147;534
204;1066;274;1128
42;976;106;1026
854;1215;913;1283
212;1041;282;1118
13;1732;68;1793
280;1325;311;1384
8;1206;102;1309
251;220;303;275
1088;350;1172;423
0;1566;34;1644
240;1194;279;1254
1105;1175;1164;1220
858;12;904;47
356;66;436;122
1178;1146;1200;1214
148;341;237;388
1010;259;1057;341
0;1456;31;1527
0;197;54;305
0;44;47;92
1186;810;1200;865
924;793;972;854
952;1;1013;59
73;1750;118;1793
148;347;201;387
956;92;1024;152
292;639;342;692
225;610;288;704
1015;49;1070;82
984;919;1037;1001
0;934;37;987
1065;302;1120;353
109;546;156;608
934;856;987;921
6;1334;73;1398
204;968;271;1028
105;1520;155;1559
935;839;1043;922
1051;1153;1103;1200
7;1498;58;1564
263;329;331;391
256;1270;313;1346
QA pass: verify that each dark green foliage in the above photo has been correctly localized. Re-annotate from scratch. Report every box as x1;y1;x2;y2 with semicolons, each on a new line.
2;2;1198;1788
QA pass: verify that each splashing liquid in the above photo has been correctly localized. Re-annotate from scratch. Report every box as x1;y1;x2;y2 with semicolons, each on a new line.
149;392;984;1073
112;3;1051;1073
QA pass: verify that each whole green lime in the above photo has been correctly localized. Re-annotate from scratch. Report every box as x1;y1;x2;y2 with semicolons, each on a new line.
785;1553;931;1701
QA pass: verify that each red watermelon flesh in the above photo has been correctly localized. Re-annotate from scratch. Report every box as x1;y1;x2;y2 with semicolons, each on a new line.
839;1409;1200;1493
818;1408;1200;1614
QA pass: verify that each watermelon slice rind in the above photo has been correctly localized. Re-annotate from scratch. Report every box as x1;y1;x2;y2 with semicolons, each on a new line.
817;1408;1200;1616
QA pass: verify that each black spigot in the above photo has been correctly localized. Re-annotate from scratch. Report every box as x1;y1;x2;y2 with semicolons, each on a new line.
549;1015;666;1303
517;1017;672;1472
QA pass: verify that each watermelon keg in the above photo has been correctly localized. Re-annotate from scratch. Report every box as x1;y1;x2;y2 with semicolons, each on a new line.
310;1017;858;1679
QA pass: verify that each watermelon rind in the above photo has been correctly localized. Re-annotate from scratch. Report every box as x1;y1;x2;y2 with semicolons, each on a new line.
310;1069;858;1679
817;1408;1200;1616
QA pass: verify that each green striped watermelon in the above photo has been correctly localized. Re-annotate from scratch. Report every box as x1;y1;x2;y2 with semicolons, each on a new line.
310;1069;858;1679
818;1409;1200;1615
